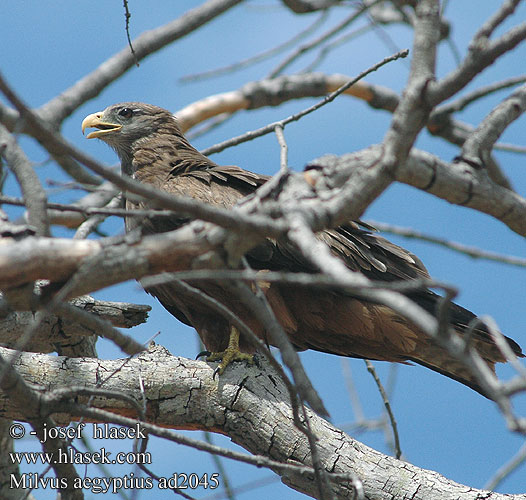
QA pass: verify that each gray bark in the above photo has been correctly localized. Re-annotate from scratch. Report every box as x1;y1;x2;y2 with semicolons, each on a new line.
1;343;523;500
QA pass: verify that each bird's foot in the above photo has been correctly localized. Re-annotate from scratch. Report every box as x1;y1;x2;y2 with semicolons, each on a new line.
199;326;254;378
208;349;254;379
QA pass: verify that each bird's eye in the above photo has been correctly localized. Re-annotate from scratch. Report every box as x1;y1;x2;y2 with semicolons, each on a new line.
118;108;133;119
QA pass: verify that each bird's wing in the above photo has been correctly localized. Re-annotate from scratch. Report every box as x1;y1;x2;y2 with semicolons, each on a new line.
128;164;269;234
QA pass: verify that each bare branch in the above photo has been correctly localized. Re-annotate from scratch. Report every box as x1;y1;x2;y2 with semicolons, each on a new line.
301;23;375;73
0;296;149;353
175;73;389;132
2;2;526;497
274;124;289;172
494;142;526;154
73;195;121;239
460;83;526;169
0;419;37;500
0;193;180;228
364;360;402;460
202;49;408;156
0;344;518;500
472;0;523;41
269;2;378;78
122;0;139;67
0;98;102;188
280;0;340;14
180;10;328;82
435;75;526;115
485;441;526;491
52;303;145;356
366;220;526;267
0;124;49;236
431;7;526;105
36;0;246;126
0;352;83;499
381;0;439;165
46;181;119;228
308;146;526;236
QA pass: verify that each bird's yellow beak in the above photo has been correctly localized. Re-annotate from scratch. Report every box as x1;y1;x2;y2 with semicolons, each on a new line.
82;112;122;139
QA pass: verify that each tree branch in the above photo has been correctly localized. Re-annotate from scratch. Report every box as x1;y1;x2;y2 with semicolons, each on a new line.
430;3;526;106
460;83;526;169
307;146;526;236
1;343;523;500
0;296;149;354
37;0;246;127
0;124;49;237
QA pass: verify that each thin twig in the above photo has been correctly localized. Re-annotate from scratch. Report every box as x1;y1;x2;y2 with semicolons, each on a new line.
73;195;121;239
473;0;522;42
367;220;526;268
268;1;380;78
122;0;139;67
203;432;236;500
186;113;234;141
0;193;171;219
274;124;288;172
460;83;526;167
53;303;145;356
436;75;526;115
202;49;408;156
0;124;49;236
181;10;328;82
484;441;526;491
141;269;455;297
300;404;331;500
364;360;402;459
34;0;246;126
302;23;374;73
493;142;526;154
431;4;526;106
341;359;366;423
436;286;459;340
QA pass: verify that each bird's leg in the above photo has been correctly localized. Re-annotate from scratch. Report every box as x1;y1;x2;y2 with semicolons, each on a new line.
205;326;254;378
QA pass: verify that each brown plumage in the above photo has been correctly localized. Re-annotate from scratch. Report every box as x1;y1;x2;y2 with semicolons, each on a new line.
82;102;523;396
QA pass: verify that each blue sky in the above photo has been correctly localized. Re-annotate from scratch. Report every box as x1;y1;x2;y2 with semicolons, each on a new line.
2;1;526;499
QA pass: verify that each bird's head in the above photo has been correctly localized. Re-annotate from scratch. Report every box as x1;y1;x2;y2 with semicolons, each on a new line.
82;102;180;163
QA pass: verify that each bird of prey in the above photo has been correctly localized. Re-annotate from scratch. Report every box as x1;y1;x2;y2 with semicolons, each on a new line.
82;102;523;396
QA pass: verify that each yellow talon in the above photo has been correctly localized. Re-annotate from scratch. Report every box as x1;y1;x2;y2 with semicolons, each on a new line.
207;326;254;377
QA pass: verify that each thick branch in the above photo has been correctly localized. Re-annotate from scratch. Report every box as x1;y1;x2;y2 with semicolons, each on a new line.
307;146;526;236
1;344;523;500
0;224;226;295
176;73;396;132
0;296;149;354
0;352;83;499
